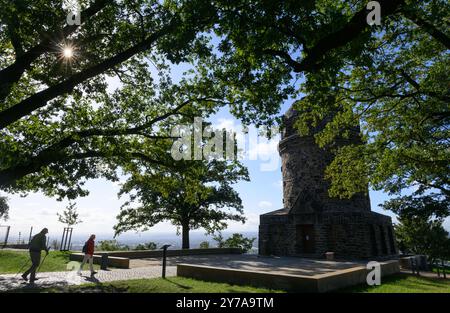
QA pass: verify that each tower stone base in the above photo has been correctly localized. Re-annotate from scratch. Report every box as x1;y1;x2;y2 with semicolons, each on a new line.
259;209;397;260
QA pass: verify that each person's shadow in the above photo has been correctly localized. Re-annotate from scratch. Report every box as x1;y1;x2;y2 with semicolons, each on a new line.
78;274;129;293
164;278;192;290
84;275;100;284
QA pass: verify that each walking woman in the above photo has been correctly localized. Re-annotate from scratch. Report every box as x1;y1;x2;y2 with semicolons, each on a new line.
77;234;97;276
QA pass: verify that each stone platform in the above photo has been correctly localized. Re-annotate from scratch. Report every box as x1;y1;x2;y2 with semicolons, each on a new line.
130;254;364;275
128;254;400;292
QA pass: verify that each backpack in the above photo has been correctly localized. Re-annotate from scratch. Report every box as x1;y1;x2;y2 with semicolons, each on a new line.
28;233;45;252
82;241;88;253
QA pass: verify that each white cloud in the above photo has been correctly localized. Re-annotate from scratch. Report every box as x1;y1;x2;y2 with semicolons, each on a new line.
258;201;273;210
39;210;52;216
213;118;237;131
250;140;278;160
226;212;260;231
272;180;283;189
208;118;281;172
247;128;280;172
24;201;40;207
111;179;126;190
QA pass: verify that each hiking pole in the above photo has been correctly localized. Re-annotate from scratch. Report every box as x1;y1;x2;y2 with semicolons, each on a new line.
14;259;30;277
37;250;49;273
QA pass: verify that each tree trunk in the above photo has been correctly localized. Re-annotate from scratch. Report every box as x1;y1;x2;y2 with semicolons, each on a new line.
181;222;190;249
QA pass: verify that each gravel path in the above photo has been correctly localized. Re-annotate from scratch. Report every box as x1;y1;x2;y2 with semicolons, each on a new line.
0;266;176;292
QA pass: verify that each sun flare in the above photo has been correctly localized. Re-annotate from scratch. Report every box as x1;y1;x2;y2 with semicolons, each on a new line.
63;46;74;58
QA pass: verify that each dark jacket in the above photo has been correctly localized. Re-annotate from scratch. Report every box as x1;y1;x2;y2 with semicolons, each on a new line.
29;233;47;252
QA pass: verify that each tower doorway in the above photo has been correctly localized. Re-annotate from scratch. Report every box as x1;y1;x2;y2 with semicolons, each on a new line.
296;224;315;253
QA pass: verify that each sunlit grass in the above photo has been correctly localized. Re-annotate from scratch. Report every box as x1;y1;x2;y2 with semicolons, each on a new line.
0;250;100;274
339;273;450;293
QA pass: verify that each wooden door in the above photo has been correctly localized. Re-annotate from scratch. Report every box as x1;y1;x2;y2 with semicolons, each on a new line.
297;224;315;253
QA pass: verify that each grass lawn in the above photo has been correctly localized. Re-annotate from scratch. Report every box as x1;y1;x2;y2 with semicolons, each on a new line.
7;273;450;293
0;250;101;274
2;251;448;293
339;273;450;293
431;267;450;275
6;277;284;293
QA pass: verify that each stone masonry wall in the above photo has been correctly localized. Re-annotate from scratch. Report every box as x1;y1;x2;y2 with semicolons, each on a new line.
259;211;397;259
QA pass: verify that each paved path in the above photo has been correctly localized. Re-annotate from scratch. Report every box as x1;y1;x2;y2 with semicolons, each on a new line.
0;266;176;292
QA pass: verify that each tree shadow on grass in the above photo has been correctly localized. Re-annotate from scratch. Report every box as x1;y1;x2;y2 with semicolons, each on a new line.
73;283;129;293
72;274;129;293
164;278;193;290
335;273;450;293
225;288;257;293
400;274;450;288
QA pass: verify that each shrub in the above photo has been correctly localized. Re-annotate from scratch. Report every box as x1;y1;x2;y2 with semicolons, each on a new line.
199;241;210;249
213;233;256;253
97;240;129;251
134;242;157;250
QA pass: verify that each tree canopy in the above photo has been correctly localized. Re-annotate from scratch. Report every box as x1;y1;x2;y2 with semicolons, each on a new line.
0;0;220;199
395;215;450;263
195;0;449;216
0;0;448;221
0;195;8;220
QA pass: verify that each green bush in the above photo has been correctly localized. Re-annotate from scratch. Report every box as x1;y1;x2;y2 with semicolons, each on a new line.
213;233;255;253
134;242;157;250
199;241;210;249
97;240;130;251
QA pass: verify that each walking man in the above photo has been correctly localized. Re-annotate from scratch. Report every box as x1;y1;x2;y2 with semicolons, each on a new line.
22;228;49;283
77;234;97;276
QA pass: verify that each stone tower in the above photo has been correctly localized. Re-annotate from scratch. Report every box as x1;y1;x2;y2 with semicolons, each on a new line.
259;105;397;259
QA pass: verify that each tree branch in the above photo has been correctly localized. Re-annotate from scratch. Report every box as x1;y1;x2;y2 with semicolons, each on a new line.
400;70;450;102
0;148;168;189
0;94;206;187
270;0;405;72
402;10;450;49
262;49;303;72
0;0;110;102
5;15;24;57
301;0;405;71
0;21;177;130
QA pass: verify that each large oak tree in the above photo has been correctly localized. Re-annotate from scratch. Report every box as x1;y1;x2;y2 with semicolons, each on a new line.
114;158;249;249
